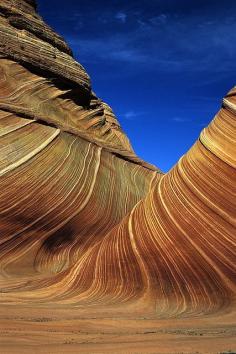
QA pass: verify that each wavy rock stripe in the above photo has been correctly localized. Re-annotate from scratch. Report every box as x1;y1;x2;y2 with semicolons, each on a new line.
0;58;156;170
0;0;235;324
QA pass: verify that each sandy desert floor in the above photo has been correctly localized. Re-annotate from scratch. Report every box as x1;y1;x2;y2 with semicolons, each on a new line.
0;304;235;354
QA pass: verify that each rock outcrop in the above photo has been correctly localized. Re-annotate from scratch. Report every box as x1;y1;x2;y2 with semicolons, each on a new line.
0;0;235;323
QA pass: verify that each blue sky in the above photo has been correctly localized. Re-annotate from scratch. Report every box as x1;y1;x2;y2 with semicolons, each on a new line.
38;0;236;172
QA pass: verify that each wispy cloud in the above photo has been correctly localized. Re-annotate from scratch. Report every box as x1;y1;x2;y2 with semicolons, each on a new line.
78;23;233;73
123;111;145;120
149;14;168;25
172;117;191;123
68;37;146;64
172;116;211;128
115;12;127;23
65;6;236;79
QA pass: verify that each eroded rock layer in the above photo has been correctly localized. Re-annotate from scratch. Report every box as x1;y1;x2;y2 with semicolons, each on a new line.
0;0;235;322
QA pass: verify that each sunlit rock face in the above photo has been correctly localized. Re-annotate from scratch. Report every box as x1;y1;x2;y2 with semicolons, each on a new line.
0;0;235;320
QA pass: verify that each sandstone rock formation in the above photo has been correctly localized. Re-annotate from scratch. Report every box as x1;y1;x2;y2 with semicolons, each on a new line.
0;1;235;352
